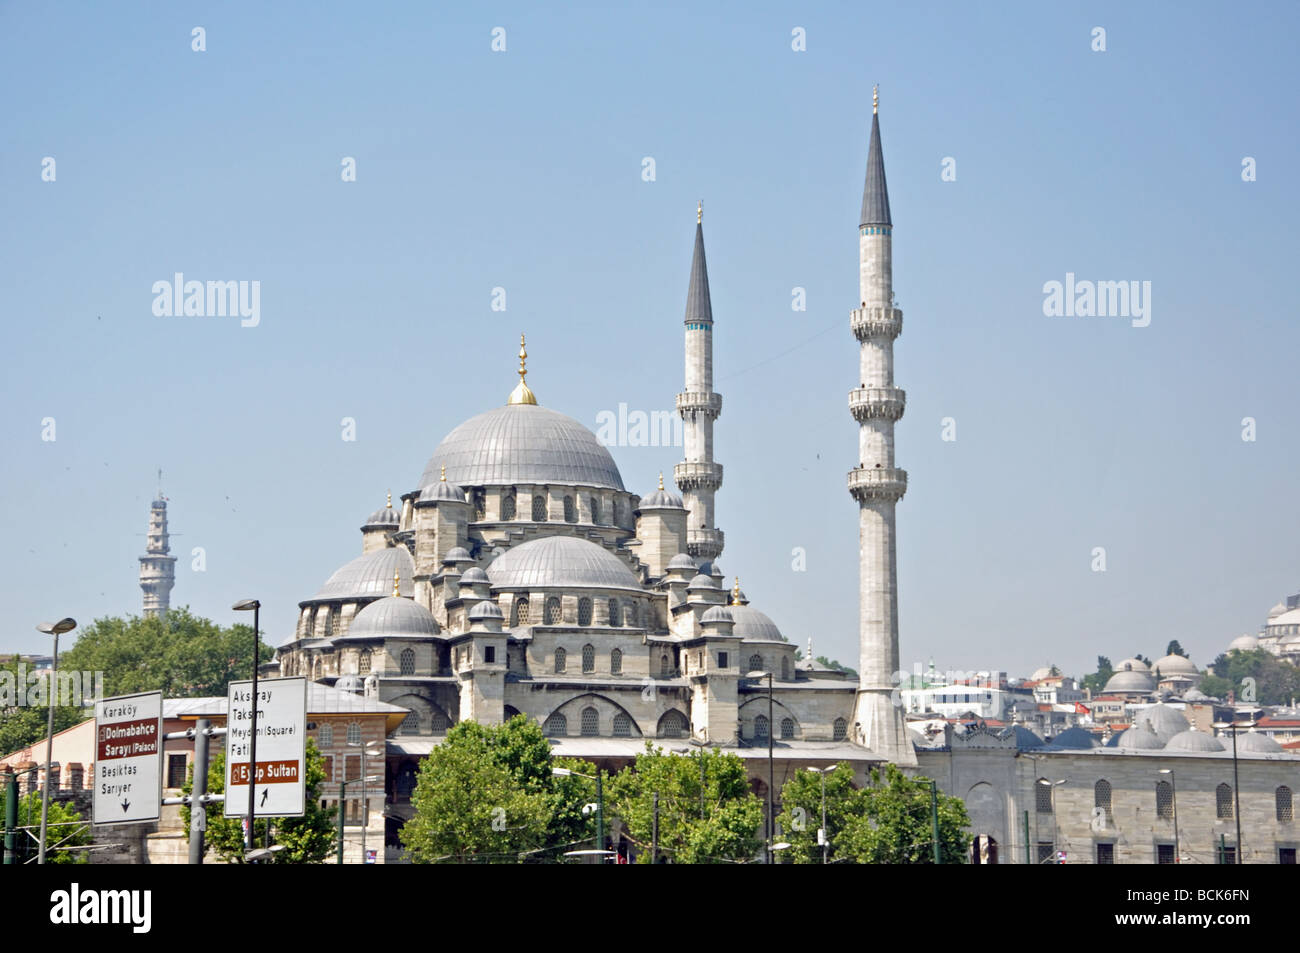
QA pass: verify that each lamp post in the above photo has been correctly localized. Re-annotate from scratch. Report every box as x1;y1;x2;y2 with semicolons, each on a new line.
348;740;384;863
232;599;260;854
1159;769;1179;864
1214;719;1256;864
35;617;76;865
336;774;380;864
746;669;775;863
806;766;834;864
928;779;942;865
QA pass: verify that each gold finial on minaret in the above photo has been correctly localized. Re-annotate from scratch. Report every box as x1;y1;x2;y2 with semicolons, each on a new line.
658;471;664;491
697;200;702;224
732;577;741;606
507;333;537;405
873;84;878;115
393;571;401;598
440;464;447;482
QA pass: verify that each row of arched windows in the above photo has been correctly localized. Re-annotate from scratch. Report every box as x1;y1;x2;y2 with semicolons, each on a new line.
749;716;845;741
554;645;623;675
746;655;792;681
544;708;687;738
493;491;625;526
1049;780;1296;823
511;596;641;628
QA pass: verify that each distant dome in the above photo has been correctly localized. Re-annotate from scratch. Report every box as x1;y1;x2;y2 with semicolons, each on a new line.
460;567;490;585
667;553;697;571
346;596;440;640
314;547;413;601
1116;724;1165;750
1183;687;1209;701
1153;654;1197;677
335;675;364;694
1237;731;1283;753
1139;704;1190;742
700;606;733;625
1165;729;1225;752
1103;669;1156;694
1047;726;1098;750
419;404;625;491
1268;608;1300;629
1268;601;1288;620
468;600;505;622
1115;657;1150;673
1010;725;1045;750
486;536;641;592
728;605;785;642
1030;666;1057;681
1228;634;1259;652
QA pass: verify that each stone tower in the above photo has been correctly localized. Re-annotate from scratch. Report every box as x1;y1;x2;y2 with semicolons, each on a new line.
139;485;177;618
848;90;915;765
674;203;724;563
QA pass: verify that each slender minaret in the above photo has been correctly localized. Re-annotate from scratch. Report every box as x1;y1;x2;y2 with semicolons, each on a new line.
139;475;177;618
848;89;914;765
674;202;724;563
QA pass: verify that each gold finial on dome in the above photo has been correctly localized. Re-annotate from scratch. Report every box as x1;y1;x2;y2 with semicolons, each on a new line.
658;471;664;491
507;333;537;405
697;200;702;224
732;577;741;606
873;84;878;115
440;464;447;482
393;571;401;598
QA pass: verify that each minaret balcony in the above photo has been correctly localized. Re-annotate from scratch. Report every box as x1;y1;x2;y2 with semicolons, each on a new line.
850;306;903;342
848;386;906;422
674;461;723;491
847;466;908;504
686;528;725;559
675;391;723;419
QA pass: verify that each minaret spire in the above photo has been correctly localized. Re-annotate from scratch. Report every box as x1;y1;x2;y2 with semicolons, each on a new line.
848;95;914;765
675;205;724;563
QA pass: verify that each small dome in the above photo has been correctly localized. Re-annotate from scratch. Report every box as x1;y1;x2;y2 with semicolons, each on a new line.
335;675;364;694
1139;704;1189;743
1030;666;1057;681
443;547;473;564
1268;601;1288;620
667;553;696;571
1153;654;1198;677
1229;633;1259;652
1237;731;1282;753
421;480;468;503
1010;725;1045;750
1268;608;1300;628
314;547;414;600
1164;729;1225;752
1183;687;1209;701
728;605;785;642
1047;726;1098;750
687;573;719;590
468;600;505;621
460;567;490;585
486;536;642;592
1103;669;1156;694
364;501;400;526
638;483;684;510
346;596;440;640
700;605;733;625
1115;657;1150;673
1116;724;1165;750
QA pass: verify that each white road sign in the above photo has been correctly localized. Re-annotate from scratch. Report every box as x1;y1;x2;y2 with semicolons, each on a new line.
224;677;307;818
93;690;163;826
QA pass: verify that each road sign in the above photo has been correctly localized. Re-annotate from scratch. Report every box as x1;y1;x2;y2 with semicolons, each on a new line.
93;690;163;826
224;677;306;818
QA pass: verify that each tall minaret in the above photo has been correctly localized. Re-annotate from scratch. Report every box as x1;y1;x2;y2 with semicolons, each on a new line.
848;89;915;765
139;476;177;618
674;202;724;563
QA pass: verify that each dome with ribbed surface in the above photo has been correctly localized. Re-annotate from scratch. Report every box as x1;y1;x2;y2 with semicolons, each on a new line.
1237;731;1282;753
687;573;719;590
486;536;641;592
1164;729;1225;752
1140;704;1190;742
1116;724;1165;750
638;487;684;509
667;553;697;571
1153;654;1198;677
313;547;414;600
344;595;440;640
421;480;468;503
700;606;733;624
364;503;399;526
1103;669;1156;694
419;404;625;491
728;605;785;642
460;567;490;584
1115;657;1150;673
468;600;505;621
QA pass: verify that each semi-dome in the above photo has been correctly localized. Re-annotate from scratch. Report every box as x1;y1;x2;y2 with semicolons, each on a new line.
345;595;440;640
1140;704;1190;742
1116;724;1165;750
1103;669;1156;694
419;404;625;491
1153;654;1197;677
1164;729;1225;752
1237;731;1283;753
468;600;505;621
728;605;785;642
1228;633;1259;652
313;547;414;601
486;536;642;592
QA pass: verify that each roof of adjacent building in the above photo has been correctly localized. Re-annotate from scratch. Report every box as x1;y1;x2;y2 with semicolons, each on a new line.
860;112;892;227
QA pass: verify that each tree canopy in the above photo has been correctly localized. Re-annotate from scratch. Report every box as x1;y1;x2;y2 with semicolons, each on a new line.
0;789;92;864
1205;647;1300;706
1080;656;1113;695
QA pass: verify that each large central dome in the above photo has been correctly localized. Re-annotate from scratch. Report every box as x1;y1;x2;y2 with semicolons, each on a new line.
419;404;625;491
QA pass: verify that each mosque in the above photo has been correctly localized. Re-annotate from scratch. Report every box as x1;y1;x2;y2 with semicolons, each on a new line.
269;90;916;822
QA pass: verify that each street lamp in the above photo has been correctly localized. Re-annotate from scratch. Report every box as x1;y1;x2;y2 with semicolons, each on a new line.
35;617;75;865
553;766;605;860
806;766;835;864
336;774;381;864
348;740;384;863
232;599;261;854
746;669;775;864
1159;769;1179;864
1213;719;1257;864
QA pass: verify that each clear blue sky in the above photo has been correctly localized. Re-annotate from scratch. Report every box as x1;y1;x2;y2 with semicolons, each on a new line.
2;2;1297;682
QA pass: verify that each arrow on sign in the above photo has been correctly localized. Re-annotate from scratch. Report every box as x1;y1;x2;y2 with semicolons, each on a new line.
260;788;269;808
121;799;130;812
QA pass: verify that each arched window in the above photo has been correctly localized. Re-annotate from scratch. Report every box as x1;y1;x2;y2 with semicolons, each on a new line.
503;705;522;721
748;654;763;674
545;597;562;625
1094;779;1112;819
346;722;362;746
610;648;623;675
613;712;632;737
323;607;334;638
1278;786;1294;822
781;717;795;740
660;654;670;675
590;496;600;524
564;496;576;523
1156;781;1173;819
781;657;790;681
582;644;595;673
554;647;567;673
754;715;770;742
318;724;333;748
514;597;529;626
578;598;592;626
312;657;321;680
581;707;599;736
400;712;419;735
400;648;415;675
430;709;449;734
501;491;516;521
833;718;847;741
658;710;688;739
1036;779;1053;814
1216;783;1233;819
608;599;620;626
532;495;548;521
358;649;371;675
544;712;567;737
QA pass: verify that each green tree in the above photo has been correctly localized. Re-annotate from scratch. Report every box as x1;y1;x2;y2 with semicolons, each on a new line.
59;608;274;699
181;737;334;863
604;743;763;864
776;762;865;863
1197;674;1233;699
400;716;596;863
1215;648;1300;706
839;764;970;864
0;789;92;864
1166;640;1187;658
1080;656;1113;695
0;656;86;755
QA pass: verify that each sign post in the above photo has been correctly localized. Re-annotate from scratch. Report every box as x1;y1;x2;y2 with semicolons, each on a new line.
224;677;306;819
93;691;163;827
